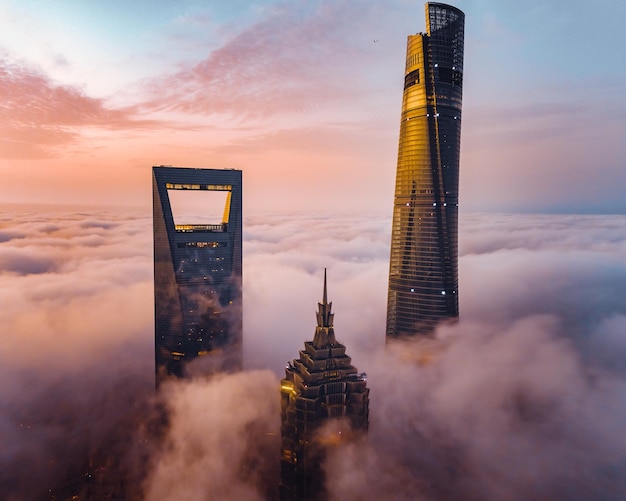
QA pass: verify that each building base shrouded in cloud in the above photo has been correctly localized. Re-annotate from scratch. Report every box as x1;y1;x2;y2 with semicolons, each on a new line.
386;2;465;337
153;166;242;384
279;270;369;500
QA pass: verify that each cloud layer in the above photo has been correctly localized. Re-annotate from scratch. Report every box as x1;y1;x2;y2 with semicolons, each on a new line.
1;206;626;499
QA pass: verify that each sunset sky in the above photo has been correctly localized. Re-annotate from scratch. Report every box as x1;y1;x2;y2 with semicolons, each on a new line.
2;0;625;214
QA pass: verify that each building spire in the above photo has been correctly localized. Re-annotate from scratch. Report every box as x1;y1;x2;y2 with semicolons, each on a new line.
314;268;335;347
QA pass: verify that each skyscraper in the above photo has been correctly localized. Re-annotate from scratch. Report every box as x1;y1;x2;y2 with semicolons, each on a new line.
279;271;369;501
153;166;242;382
386;3;465;337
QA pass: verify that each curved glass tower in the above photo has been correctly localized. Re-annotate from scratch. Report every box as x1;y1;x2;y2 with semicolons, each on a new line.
386;3;464;337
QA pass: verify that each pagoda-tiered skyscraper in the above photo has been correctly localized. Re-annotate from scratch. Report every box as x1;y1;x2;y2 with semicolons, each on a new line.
386;3;465;337
280;271;369;500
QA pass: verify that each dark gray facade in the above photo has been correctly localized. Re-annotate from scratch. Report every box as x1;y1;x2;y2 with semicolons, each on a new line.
280;271;369;500
153;166;242;382
387;3;464;337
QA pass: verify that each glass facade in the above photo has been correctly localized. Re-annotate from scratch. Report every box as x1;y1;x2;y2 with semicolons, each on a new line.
153;166;242;382
387;3;464;337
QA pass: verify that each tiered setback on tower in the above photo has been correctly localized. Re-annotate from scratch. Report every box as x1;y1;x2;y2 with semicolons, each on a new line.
153;166;242;382
280;272;369;500
387;3;465;337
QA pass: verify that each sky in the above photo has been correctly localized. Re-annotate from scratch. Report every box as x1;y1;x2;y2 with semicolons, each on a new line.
2;208;626;498
2;0;625;214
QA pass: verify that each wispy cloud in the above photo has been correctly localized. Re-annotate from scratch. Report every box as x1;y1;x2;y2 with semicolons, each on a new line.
142;0;398;119
0;55;160;158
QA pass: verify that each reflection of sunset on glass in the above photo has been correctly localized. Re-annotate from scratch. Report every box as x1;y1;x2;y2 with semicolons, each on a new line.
2;1;626;499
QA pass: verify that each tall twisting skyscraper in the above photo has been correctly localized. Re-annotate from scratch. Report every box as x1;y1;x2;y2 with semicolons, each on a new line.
153;166;242;382
280;270;369;500
387;3;465;337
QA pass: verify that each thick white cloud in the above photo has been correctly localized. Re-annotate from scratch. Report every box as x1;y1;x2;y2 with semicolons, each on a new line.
144;371;280;501
1;206;625;499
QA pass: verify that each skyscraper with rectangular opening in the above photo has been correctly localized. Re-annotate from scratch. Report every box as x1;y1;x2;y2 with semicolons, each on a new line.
153;166;242;382
386;3;464;337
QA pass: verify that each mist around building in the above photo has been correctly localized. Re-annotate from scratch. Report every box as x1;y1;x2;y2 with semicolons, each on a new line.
2;208;626;500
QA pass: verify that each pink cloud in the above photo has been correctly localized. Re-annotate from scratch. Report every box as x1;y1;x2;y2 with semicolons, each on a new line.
0;55;159;158
143;1;394;118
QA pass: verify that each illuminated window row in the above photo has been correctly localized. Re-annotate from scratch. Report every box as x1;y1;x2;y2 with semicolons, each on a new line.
166;183;200;189
166;183;233;191
177;241;227;248
175;223;228;233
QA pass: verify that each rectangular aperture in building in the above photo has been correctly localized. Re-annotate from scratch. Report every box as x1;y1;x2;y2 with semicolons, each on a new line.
166;184;232;226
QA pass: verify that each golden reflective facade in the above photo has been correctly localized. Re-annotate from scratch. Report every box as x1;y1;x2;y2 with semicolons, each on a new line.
387;3;465;337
